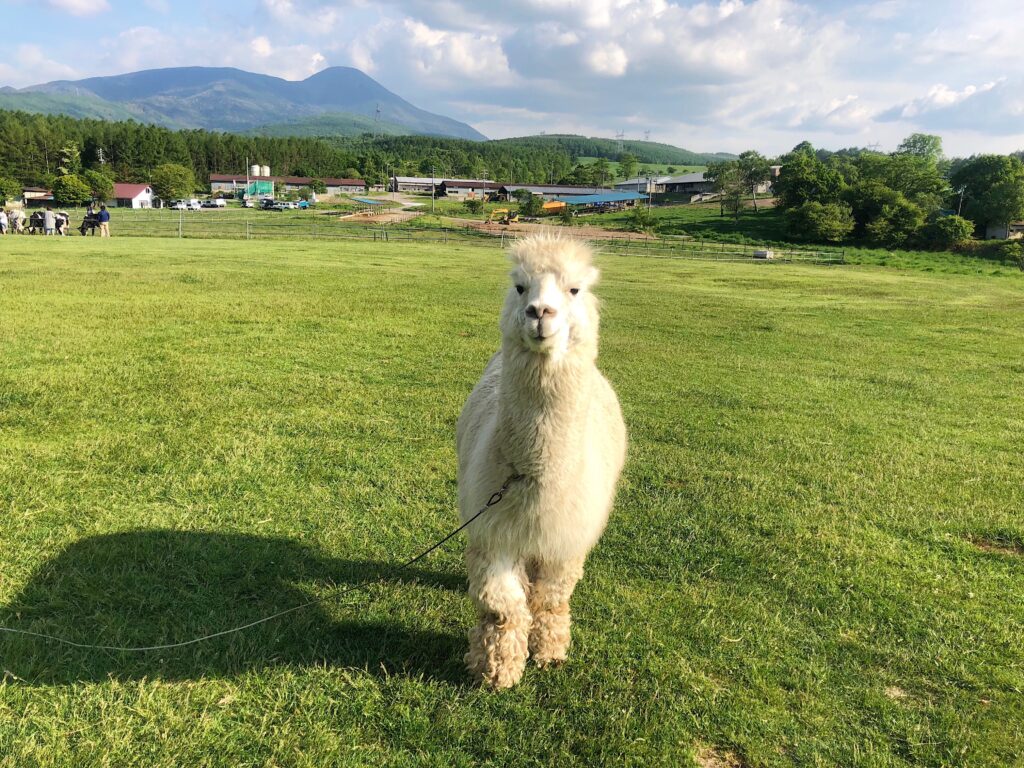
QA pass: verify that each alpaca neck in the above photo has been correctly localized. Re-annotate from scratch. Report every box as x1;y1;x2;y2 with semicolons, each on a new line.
497;340;595;478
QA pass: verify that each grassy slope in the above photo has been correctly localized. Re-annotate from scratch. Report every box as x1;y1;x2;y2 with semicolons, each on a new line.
575;156;705;181
0;92;141;122
250;112;414;138
0;239;1022;767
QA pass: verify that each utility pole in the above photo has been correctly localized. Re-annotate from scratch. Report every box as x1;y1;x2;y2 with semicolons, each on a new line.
431;165;435;214
957;186;966;216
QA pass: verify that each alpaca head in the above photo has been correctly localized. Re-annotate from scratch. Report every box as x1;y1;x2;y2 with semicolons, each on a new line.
500;232;601;359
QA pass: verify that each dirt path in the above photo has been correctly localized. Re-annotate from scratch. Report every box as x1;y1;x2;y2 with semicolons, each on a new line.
440;216;656;241
338;209;423;224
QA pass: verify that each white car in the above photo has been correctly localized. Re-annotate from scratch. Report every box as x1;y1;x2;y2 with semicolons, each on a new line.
170;200;187;210
186;199;202;211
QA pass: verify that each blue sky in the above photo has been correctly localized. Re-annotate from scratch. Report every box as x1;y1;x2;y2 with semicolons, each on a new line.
2;0;1022;156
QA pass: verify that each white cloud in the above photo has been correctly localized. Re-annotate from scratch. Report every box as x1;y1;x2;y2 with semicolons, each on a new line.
586;43;628;76
5;0;1024;154
251;36;274;58
0;44;80;87
892;81;1002;118
45;0;109;15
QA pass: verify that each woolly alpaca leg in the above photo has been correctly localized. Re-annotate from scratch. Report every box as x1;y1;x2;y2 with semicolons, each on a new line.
528;557;585;668
464;548;531;689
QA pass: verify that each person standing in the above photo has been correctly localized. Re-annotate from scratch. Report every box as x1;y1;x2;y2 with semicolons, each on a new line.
43;206;56;236
98;204;110;237
0;209;8;235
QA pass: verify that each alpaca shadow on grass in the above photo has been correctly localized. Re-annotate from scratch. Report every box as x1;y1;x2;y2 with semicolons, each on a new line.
0;531;470;686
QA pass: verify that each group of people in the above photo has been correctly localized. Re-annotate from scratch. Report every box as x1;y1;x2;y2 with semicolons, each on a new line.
0;207;25;234
0;204;110;236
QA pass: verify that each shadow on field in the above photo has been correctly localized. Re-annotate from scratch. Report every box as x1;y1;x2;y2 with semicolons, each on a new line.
0;531;470;686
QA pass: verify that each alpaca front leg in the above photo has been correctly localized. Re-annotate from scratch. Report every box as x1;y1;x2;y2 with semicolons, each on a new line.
465;549;531;689
528;557;584;668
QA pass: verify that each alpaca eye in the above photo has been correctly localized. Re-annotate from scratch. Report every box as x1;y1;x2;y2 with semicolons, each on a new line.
516;285;525;294
570;288;580;296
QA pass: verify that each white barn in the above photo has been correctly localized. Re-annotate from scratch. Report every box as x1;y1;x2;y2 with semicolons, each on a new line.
113;183;155;209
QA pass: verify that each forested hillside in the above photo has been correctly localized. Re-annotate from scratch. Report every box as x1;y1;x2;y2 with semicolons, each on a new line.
0;111;717;188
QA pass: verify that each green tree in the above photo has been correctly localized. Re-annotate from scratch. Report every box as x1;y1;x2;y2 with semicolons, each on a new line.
512;189;541;217
591;157;611;186
297;186;314;201
774;145;845;209
737;150;772;212
950;155;1024;230
921;215;974;249
150;163;196;201
864;197;925;248
705;160;746;218
559;204;574;225
82;168;114;201
463;198;484;214
895;133;943;161
626;204;654;232
0;175;20;204
52;174;93;206
58;142;81;176
309;178;327;194
617;153;638;181
786;201;855;242
843;180;901;235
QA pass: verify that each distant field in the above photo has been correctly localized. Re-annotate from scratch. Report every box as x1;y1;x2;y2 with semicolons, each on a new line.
576;156;705;181
1;237;1022;766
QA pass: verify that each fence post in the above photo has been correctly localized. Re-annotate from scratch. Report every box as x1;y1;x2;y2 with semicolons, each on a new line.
246;220;250;240
178;210;183;239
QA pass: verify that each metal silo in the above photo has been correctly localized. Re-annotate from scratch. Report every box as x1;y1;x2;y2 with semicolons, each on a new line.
260;165;270;177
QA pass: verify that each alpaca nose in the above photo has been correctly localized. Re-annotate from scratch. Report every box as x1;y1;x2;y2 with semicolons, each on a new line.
526;302;557;319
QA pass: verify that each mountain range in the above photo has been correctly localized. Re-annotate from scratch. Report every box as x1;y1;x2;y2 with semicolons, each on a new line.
0;66;486;140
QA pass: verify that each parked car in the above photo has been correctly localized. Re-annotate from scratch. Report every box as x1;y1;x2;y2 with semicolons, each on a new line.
242;199;255;208
260;198;277;210
170;200;187;210
201;199;227;208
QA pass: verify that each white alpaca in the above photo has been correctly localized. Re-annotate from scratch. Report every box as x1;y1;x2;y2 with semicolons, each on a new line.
456;232;627;688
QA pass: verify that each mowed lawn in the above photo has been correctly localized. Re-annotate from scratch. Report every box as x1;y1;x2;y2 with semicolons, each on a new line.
0;237;1022;767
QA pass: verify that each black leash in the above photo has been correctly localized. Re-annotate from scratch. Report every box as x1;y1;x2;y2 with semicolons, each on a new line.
0;474;522;653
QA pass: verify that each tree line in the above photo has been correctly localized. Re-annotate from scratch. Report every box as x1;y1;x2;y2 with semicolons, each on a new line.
0;110;715;204
768;135;1024;248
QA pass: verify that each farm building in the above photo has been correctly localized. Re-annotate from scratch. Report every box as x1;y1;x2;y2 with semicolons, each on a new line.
437;180;503;199
614;176;671;194
662;172;717;195
209;174;365;197
22;187;54;207
390;176;437;193
112;183;155;209
498;184;612;201
985;221;1024;240
551;191;648;211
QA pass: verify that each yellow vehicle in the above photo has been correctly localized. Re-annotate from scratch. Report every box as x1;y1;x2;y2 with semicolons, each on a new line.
487;208;519;225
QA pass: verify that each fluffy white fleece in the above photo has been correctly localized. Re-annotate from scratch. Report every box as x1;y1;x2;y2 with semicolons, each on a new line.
456;231;627;688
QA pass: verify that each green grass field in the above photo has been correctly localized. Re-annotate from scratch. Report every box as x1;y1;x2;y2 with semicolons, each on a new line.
1;237;1022;766
575;156;705;181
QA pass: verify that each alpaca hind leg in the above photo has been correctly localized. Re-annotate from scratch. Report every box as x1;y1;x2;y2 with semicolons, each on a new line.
464;548;531;689
528;557;585;668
